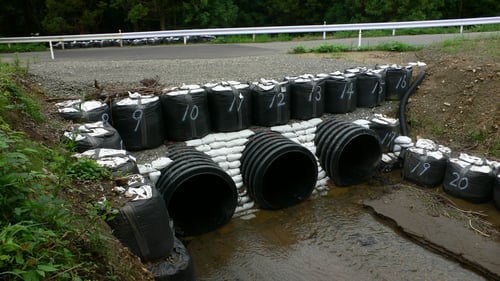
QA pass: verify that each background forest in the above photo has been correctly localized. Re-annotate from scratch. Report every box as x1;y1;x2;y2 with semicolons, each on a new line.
1;0;499;37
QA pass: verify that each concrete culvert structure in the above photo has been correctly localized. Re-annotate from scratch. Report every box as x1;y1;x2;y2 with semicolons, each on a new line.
315;119;382;186
157;146;237;236
241;131;318;210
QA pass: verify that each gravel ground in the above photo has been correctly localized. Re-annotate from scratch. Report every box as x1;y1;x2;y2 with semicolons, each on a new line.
23;49;409;162
26;53;366;96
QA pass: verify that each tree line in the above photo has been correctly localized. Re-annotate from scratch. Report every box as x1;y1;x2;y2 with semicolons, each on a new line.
1;0;499;37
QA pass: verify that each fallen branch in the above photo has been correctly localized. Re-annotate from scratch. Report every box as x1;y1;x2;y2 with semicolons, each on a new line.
469;219;490;237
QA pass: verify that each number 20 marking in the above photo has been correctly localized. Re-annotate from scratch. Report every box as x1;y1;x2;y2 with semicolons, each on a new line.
449;172;469;190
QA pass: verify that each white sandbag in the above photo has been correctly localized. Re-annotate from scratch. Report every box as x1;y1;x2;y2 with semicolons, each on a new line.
185;139;203;147
194;144;211;152
151;157;173;170
137;164;157;174
227;138;248;147
209;141;226;149
228;161;241;169
212;155;227;163
271;124;293;133
227;153;242;162
282;132;297;139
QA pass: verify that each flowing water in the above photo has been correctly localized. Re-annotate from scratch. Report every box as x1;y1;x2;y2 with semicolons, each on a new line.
185;183;489;281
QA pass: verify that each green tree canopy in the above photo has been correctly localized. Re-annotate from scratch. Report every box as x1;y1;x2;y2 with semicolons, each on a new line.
0;0;498;36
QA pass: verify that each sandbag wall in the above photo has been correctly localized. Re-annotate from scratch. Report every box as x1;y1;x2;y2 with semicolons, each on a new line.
370;130;500;208
56;63;418;151
60;60;500;221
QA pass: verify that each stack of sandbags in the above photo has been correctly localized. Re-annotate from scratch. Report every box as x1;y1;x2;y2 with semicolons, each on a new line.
271;118;328;193
55;99;110;123
402;138;451;187
443;153;495;203
74;148;139;176
63;121;123;152
185;129;255;214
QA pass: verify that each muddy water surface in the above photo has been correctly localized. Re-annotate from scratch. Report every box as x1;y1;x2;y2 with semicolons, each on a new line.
185;182;488;281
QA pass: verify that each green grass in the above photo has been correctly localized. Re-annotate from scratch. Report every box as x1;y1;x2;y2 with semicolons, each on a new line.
289;40;423;54
490;137;500;158
468;129;489;143
439;34;500;57
0;43;47;53
0;57;43;122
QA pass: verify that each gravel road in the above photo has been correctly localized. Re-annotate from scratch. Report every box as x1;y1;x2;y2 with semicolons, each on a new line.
4;31;494;97
27;52;363;97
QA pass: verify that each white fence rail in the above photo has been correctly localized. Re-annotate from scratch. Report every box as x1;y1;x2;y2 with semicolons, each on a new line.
1;16;499;59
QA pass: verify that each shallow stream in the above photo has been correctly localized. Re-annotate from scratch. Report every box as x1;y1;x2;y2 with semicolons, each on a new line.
185;180;490;281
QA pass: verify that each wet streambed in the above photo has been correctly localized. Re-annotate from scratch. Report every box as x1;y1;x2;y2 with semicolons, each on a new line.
184;181;488;281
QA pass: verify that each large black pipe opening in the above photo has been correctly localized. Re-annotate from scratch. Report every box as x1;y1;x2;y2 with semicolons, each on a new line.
158;147;237;236
336;134;382;186
241;131;318;210
167;172;237;236
315;119;382;186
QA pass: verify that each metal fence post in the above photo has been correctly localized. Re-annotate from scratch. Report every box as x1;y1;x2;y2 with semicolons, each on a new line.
323;21;326;40
358;30;362;47
392;29;396;36
49;40;54;60
460;25;464;34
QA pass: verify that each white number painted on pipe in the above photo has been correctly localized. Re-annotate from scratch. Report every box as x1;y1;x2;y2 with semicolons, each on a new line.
381;131;397;145
101;113;109;123
396;74;408;89
371;82;379;95
308;86;322;102
410;161;431;176
132;109;143;132
229;94;244;113
340;82;354;100
449;172;469;190
269;93;286;109
182;104;199;121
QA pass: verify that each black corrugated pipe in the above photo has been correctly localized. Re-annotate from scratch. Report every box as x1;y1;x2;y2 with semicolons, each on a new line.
399;70;426;136
315;119;382;186
240;131;318;210
157;145;237;236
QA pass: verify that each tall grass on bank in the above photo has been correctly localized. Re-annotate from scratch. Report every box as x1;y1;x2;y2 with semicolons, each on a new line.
0;59;126;281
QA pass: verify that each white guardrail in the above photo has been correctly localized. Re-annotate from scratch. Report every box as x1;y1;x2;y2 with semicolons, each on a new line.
1;16;499;59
